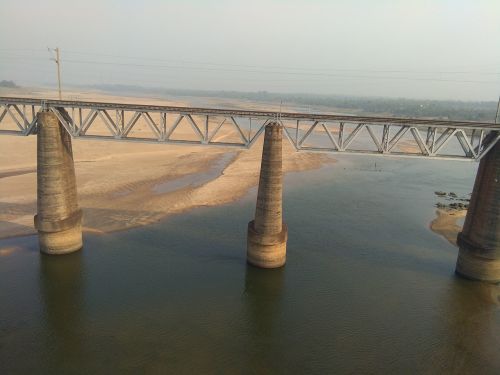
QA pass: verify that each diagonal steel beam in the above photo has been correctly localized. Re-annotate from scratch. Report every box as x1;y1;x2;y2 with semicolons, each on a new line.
96;110;119;137
12;104;29;130
185;114;204;141
165;114;184;140
78;109;99;135
5;105;24;131
343;124;365;149
141;112;161;139
122;111;141;137
0;105;8;124
365;125;383;152
283;124;299;151
230;116;249;144
298;121;319;147
387;126;410;152
434;128;455;151
208;118;227;143
410;127;431;155
247;120;268;147
49;107;75;135
456;130;476;158
322;123;340;150
477;132;500;159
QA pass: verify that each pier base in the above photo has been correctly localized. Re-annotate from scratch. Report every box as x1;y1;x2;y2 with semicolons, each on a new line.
456;140;500;283
247;122;287;268
35;111;82;254
247;220;287;268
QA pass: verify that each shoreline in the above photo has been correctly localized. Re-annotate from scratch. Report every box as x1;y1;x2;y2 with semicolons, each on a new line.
429;208;466;246
0;141;334;241
0;88;336;241
0;87;466;247
92;199;467;249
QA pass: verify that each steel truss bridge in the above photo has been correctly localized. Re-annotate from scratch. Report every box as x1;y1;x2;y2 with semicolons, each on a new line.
1;97;499;161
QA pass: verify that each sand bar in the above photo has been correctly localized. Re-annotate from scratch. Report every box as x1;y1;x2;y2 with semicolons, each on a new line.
429;208;466;246
0;88;334;239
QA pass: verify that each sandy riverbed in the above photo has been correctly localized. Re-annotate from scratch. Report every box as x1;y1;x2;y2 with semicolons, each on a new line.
429;208;466;246
0;88;334;239
1;87;457;243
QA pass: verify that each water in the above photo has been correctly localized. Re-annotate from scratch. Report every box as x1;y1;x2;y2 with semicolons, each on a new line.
152;152;237;194
1;157;499;374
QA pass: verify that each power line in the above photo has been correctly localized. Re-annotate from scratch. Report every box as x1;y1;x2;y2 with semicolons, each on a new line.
60;49;500;75
1;56;498;86
0;48;48;52
1;48;499;76
54;58;499;85
1;48;499;96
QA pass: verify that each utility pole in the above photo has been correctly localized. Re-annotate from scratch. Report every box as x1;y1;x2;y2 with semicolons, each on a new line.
495;96;500;124
48;47;62;100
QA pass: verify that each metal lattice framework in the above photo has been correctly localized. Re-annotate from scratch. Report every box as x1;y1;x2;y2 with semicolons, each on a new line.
1;97;499;161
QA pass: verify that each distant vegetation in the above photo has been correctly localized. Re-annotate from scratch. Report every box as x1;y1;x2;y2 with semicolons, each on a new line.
88;84;498;122
0;80;18;88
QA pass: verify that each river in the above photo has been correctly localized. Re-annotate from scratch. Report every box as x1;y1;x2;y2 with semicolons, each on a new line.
1;155;499;374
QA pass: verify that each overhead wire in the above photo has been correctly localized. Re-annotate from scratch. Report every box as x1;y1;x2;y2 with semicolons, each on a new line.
60;49;500;75
55;58;500;85
1;48;499;90
1;48;499;76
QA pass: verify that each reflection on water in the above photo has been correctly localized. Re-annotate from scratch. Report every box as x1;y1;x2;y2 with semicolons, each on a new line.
39;252;85;373
244;266;284;334
243;266;285;373
430;280;500;373
1;157;499;373
486;284;500;305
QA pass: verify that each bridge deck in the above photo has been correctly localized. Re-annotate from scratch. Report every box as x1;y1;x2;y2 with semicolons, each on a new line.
1;96;498;161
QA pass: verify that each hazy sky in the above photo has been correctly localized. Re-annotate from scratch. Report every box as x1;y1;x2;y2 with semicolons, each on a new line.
1;0;499;100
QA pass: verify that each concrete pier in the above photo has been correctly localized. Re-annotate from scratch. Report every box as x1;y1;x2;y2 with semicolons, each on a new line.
35;111;82;254
456;140;500;283
247;122;287;268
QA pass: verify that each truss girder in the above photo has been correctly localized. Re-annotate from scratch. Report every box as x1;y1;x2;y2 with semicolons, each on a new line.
0;97;499;161
0;102;40;136
295;121;495;160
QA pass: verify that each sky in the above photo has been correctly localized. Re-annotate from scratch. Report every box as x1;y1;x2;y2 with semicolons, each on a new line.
1;0;499;101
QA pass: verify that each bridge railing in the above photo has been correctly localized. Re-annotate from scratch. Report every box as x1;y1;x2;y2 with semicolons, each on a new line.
1;97;499;161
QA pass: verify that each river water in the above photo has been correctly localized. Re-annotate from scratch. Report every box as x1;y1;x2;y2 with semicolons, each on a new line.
1;156;499;374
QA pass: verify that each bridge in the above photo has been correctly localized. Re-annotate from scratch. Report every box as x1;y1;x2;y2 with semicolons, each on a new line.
1;96;499;283
1;97;500;160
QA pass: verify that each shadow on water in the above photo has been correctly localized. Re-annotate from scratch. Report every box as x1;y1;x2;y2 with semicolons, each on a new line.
242;265;285;373
427;278;500;374
39;251;85;373
2;156;499;373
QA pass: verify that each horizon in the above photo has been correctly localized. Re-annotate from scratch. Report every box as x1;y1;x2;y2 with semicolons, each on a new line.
3;81;499;105
1;0;499;101
0;0;500;101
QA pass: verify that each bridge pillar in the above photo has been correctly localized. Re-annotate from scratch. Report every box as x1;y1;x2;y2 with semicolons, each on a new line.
35;111;82;255
247;121;287;268
456;141;500;282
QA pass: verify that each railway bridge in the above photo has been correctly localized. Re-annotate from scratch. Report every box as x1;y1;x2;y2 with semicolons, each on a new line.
1;96;499;282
